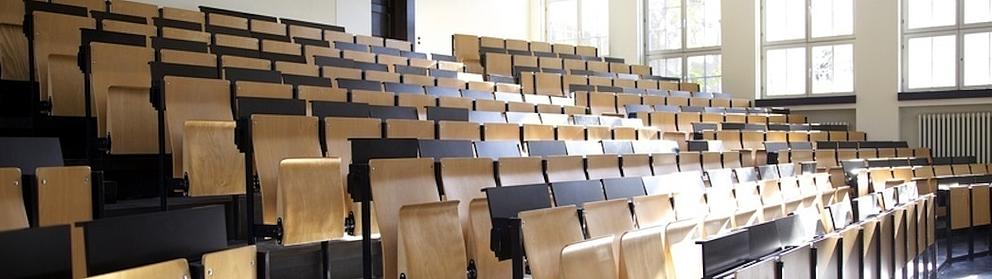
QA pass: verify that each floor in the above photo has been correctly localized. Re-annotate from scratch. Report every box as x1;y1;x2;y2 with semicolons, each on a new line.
936;229;992;278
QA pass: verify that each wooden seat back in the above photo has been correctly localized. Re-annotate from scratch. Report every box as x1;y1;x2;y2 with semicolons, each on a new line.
163;77;233;181
369;158;441;279
520;206;584;279
496;157;546;186
251;114;321;224
86;258;190;279
545;155;587;183
664;220;703;278
32;12;94;116
200;245;257;279
439;157;497;264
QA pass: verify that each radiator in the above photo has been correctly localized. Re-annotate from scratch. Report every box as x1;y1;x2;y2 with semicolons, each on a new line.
919;112;992;163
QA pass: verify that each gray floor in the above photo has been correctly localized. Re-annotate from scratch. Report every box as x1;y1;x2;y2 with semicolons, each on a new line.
937;230;992;278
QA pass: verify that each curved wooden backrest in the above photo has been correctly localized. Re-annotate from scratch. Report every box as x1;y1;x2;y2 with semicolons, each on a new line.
706;187;737;216
586;155;621;180
701;152;723;170
735;182;763;212
664;220;703;279
164;77;232;179
759;179;784;206
673;190;706;221
468;199;511;278
496;157;545;186
519;205;583;279
701;215;734;238
584;199;635;238
648;112;677;132
651;153;678;175
385;119;434;139
438;121;481;141
201;245;257;279
545;155;586;183
560;236;619;279
522;124;555;141
0;168;28;231
439;157;496;261
632;194;675;228
397;201;468;279
619;225;669;279
369;158;441;279
33;12;94;116
678;152;701;172
251;114;321;224
92;42;156;154
86;258;189;279
482;123;520;141
621;154;652;177
278;158;345;246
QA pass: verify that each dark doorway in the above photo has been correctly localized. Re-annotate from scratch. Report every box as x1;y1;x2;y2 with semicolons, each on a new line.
371;0;415;42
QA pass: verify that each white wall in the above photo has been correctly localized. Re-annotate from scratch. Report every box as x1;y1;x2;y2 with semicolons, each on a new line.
852;0;901;140
415;0;534;55
609;0;641;63
335;0;371;35
720;0;759;100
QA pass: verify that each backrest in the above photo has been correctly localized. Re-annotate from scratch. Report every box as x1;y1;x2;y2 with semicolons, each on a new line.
369;158;441;279
439;157;496;260
586;154;622;180
664;220;703;279
163;77;232;179
86;259;191;279
520;206;584;279
251;114;321;224
632;194;676;228
584;199;635;238
620;225;669;279
545;156;588;183
560;236;619;279
497;157;546;186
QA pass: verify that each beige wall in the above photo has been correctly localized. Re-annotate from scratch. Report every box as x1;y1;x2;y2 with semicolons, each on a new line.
720;0;759;100
132;0;345;29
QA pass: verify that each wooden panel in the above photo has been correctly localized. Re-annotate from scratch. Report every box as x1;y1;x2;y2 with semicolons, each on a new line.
972;186;991;226
208;13;247;30
619;225;668;279
652;153;679;175
520;206;584;279
93;44;157;154
397;201;468;278
163;75;235;176
343;50;376;63
435;78;465;89
369;158;441;279
323;66;362;81
554;44;577;55
587;155;622;180
0;168;27;231
262;40;300;56
440;158;496;259
576;45;598;57
34;163;93;271
278;158;346;245
556;125;586;141
200;245;257;279
289;25;322;40
452;34;480;61
840;226;862;279
401;74;434;86
251;20;286;36
385;38;412;51
299;87;347;103
632;194;675;228
161;28;210;44
814;236;840;279
385;119;434;139
485;53;512;76
54;0;105;10
638;127;660;140
236;81;293;99
86;259;190;279
497;157;545;186
469;199;511;278
0;25;29;81
110;0;158;18
325;30;354;43
585;199;635;237
622;154;653;177
222;56;269;70
483;123;519;141
184;121;246;196
665;220;703;279
546;155;587;183
586;126;612;141
560;236;619;279
351;90;394;106
507;101;536;113
251;115;322;224
355;34;385;46
161;7;204;24
650;112;678;132
215;34;257;50
522;124;554;141
160;49;215;67
438;121;481;141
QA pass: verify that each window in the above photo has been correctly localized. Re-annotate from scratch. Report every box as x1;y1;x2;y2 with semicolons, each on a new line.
903;0;992;91
545;0;609;55
762;0;854;98
645;0;722;92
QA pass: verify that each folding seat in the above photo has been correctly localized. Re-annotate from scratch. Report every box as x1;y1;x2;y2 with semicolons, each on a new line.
163;78;246;197
0;168;28;231
277;158;348;246
520;206;585;279
31;10;95;116
369;158;442;279
251;115;322;224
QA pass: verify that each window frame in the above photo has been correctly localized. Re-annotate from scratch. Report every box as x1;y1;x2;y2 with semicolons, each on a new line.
544;0;610;55
760;0;856;99
901;0;992;92
644;0;722;86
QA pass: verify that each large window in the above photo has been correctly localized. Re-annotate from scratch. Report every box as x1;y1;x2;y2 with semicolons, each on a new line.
546;0;610;55
645;0;722;92
903;0;992;91
762;0;855;97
